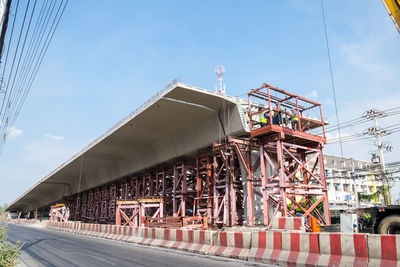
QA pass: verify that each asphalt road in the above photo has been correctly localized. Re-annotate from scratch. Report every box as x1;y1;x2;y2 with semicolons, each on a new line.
5;224;276;267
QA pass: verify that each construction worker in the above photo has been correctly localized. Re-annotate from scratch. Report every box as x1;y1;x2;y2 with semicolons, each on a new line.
291;109;299;130
272;103;282;125
259;110;269;127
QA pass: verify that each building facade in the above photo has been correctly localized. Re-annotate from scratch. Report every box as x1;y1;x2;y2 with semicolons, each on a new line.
323;155;384;210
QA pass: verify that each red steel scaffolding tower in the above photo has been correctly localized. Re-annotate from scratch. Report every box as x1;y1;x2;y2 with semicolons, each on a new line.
247;83;330;228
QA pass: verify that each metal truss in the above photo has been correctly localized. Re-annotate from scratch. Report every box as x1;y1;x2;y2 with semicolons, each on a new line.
49;204;69;222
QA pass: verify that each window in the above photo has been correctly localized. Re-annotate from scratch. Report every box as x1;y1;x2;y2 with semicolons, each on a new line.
358;162;363;169
342;161;346;168
343;184;350;192
332;159;336;165
334;183;340;191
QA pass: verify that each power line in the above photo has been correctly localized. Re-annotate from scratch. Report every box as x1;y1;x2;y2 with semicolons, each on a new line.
0;0;30;130
320;0;344;158
9;0;68;131
0;0;68;152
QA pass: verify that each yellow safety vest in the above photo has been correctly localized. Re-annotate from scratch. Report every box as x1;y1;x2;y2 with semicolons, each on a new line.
291;112;299;122
260;112;268;124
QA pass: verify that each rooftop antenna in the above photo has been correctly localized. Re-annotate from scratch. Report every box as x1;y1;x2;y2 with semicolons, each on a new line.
215;65;225;94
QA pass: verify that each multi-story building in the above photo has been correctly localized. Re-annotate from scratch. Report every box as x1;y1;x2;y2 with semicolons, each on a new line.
323;155;384;210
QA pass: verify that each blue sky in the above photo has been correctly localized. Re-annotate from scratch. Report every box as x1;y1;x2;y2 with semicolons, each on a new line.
1;0;400;205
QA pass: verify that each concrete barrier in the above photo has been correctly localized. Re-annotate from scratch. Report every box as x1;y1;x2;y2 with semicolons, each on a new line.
138;227;157;246
208;231;251;260
169;229;185;250
120;226;133;242
155;228;172;248
271;217;305;232
87;224;97;236
367;234;399;267
93;224;103;237
79;223;89;235
72;221;81;234
67;222;74;232
114;226;125;241
130;227;141;243
277;231;320;266
318;232;368;267
188;230;215;255
107;225;118;239
102;224;112;239
248;231;282;264
41;221;400;266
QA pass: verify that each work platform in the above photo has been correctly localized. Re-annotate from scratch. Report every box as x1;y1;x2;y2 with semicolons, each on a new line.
251;124;326;147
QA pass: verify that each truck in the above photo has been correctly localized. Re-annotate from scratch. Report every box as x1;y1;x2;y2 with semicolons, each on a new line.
357;205;400;234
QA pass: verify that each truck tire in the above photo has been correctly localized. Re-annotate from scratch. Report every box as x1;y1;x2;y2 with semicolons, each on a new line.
378;215;400;234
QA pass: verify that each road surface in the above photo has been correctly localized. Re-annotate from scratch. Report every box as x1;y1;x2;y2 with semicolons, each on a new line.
5;223;276;267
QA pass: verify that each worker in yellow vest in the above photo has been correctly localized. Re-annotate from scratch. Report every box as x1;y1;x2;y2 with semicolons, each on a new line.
260;110;269;127
291;109;299;130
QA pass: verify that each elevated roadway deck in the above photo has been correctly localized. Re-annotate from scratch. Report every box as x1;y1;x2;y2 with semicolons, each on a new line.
7;83;250;213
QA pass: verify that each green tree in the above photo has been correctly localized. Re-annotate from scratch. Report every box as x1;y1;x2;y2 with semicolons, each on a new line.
0;225;22;267
0;204;8;222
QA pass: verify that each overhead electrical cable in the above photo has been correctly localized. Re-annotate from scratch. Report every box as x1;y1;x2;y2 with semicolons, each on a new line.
0;0;68;153
8;0;68;133
0;0;19;99
0;0;33;141
320;0;344;158
1;0;37;129
3;0;54;133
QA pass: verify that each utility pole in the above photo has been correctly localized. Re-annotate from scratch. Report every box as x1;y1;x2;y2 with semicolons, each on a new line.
0;0;12;58
351;158;359;208
363;109;392;205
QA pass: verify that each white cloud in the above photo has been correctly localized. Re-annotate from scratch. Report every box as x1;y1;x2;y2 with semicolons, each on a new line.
44;133;65;141
8;126;23;138
306;90;318;100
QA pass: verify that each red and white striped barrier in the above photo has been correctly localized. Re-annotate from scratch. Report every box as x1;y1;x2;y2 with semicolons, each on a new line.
130;227;141;243
248;231;282;265
106;225;118;239
43;221;400;266
67;222;74;232
94;224;102;236
277;232;320;266
169;229;185;250
87;224;97;236
368;234;399;267
72;221;81;234
79;223;90;235
270;217;305;232
102;225;112;239
208;231;251;260
154;228;173;248
113;225;123;240
93;224;103;237
138;227;157;246
120;226;133;242
318;232;368;267
60;222;68;232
